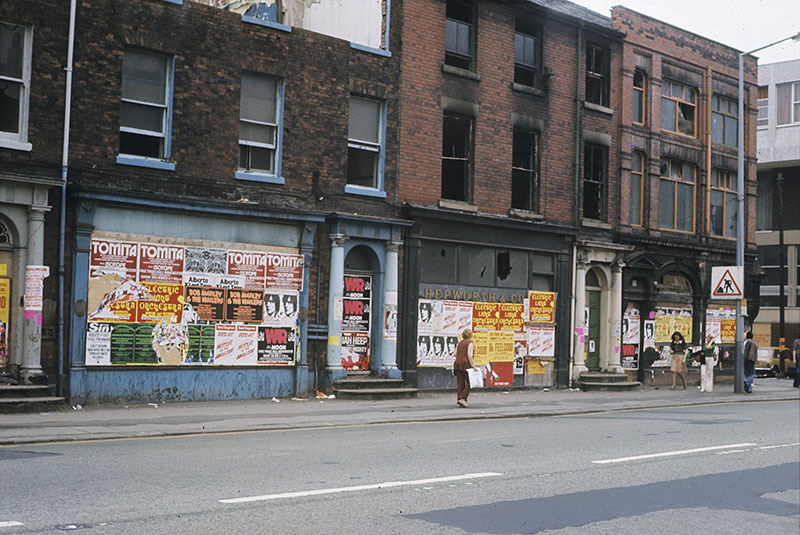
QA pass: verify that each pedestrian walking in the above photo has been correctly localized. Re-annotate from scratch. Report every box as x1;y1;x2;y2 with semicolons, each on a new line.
670;331;687;390
453;328;475;408
793;337;800;388
743;330;758;393
700;335;719;392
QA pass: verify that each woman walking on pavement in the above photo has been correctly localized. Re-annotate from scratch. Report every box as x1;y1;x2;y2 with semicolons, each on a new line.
670;331;687;390
700;334;719;392
453;328;475;408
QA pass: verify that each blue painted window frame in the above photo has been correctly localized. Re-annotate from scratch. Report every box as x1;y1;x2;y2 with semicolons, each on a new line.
235;77;286;185
116;52;176;171
345;96;387;198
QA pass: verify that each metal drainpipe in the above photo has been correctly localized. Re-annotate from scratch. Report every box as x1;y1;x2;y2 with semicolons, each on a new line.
574;26;583;227
58;0;77;397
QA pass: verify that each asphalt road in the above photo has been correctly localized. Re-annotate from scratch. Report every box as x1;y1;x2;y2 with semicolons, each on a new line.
1;400;798;534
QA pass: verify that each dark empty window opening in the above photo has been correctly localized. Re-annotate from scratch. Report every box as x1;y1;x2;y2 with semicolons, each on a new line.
497;251;512;281
442;113;473;202
633;69;645;124
511;128;538;212
445;0;475;71
583;142;607;220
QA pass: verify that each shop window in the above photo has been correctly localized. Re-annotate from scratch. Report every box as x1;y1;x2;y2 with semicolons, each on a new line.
530;254;553;291
776;81;800;125
514;20;542;88
583;142;607;221
511;128;538;212
445;0;475;71
238;73;281;177
633;69;646;125
585;43;609;107
630;151;644;225
710;169;737;238
419;242;457;284
442;113;473;202
757;86;768;128
0;21;32;149
347;95;384;190
658;159;695;232
458;245;494;286
119;49;173;163
759;245;787;307
661;79;696;137
711;94;738;147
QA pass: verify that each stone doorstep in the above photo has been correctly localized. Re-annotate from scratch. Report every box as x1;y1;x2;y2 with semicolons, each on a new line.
332;377;405;389
332;387;419;400
0;385;53;398
578;381;642;391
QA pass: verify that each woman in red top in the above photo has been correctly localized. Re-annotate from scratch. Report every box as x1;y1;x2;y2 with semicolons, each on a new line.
453;328;475;408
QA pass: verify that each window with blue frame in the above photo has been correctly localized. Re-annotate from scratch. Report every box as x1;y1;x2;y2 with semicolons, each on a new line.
347;95;384;189
119;49;172;161
239;73;280;176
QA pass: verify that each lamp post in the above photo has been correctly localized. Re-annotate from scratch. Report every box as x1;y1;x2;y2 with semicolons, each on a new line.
736;32;800;393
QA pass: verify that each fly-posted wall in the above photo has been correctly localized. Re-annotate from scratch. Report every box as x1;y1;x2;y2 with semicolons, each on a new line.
68;198;321;403
85;233;303;367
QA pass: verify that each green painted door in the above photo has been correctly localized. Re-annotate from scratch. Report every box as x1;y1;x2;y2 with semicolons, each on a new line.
586;290;601;370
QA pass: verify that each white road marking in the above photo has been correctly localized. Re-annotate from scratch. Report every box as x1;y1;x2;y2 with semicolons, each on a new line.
758;442;800;450
0;522;23;528
220;472;503;504
592;443;757;464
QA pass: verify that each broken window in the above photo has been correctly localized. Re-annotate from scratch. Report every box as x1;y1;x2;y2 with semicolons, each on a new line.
511;128;538;212
445;0;475;71
514;20;541;88
658;159;695;232
442;113;473;202
458;246;494;286
711;94;738;147
633;69;645;124
661;79;696;136
496;250;527;288
585;43;609;107
119;49;171;159
583;143;607;221
347;96;383;188
0;21;31;143
239;73;279;175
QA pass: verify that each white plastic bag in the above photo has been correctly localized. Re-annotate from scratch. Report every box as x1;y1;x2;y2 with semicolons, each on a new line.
467;367;484;388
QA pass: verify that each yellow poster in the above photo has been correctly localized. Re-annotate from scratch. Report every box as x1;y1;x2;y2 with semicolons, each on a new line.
527;359;546;375
528;291;556;323
0;278;9;323
473;330;514;366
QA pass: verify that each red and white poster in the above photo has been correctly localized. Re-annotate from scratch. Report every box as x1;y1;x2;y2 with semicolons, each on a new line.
213;324;258;365
227;250;267;289
527;325;555;357
89;238;138;280
265;253;303;291
138;243;184;284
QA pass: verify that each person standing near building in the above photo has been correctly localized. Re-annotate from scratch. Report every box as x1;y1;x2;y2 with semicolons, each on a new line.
793;337;800;388
453;329;475;408
700;335;719;393
743;330;758;393
670;331;687;390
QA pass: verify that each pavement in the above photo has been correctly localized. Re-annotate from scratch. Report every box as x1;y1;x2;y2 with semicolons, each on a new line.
1;378;798;446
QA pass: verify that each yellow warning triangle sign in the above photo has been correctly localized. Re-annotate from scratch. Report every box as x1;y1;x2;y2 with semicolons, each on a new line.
712;268;742;297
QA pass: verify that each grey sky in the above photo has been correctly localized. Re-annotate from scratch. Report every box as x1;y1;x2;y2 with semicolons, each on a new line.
570;0;800;65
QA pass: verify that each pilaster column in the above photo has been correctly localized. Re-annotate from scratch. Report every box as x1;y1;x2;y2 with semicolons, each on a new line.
572;257;588;378
326;234;345;373
381;241;401;377
21;207;46;381
606;258;624;373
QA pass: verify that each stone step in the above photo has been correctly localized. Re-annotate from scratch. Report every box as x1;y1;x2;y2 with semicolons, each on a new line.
578;373;630;383
0;396;67;413
332;377;405;390
332;387;419;400
0;385;53;399
579;381;642;392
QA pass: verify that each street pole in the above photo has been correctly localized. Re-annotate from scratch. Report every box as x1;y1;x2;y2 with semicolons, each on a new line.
736;32;800;394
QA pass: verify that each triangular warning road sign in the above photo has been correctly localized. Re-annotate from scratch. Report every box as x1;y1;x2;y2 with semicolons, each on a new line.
712;269;742;297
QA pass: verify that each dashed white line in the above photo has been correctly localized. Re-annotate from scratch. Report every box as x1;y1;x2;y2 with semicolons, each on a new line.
0;522;23;528
593;443;757;464
220;472;503;504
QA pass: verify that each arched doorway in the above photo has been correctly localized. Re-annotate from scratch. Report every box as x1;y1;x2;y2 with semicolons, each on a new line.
341;245;378;373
